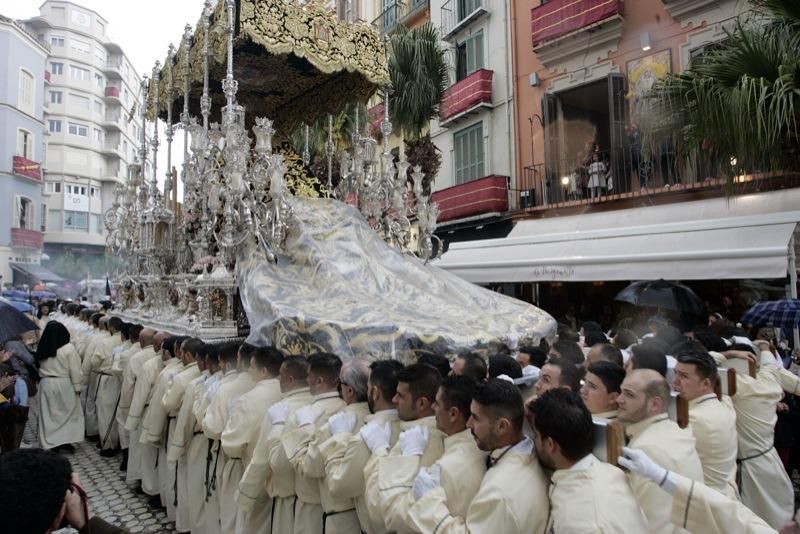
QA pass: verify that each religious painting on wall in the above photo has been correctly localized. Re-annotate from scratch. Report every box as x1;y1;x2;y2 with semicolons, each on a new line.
626;49;672;123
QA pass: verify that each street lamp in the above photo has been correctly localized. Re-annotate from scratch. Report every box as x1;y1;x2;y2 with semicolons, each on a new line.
561;175;570;202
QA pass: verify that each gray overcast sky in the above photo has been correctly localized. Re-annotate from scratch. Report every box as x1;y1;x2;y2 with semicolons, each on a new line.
7;0;208;197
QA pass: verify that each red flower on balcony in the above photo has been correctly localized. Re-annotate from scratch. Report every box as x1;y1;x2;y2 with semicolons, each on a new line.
440;69;493;124
12;156;42;182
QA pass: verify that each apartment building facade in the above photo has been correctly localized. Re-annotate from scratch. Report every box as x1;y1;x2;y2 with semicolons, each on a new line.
0;15;49;286
24;1;143;278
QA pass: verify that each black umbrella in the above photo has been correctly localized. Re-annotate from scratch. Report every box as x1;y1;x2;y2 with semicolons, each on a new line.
614;280;706;316
0;301;39;343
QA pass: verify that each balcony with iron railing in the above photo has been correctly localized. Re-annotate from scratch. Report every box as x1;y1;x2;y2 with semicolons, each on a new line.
104;85;121;101
372;0;430;34
441;0;489;39
511;145;800;214
439;69;493;126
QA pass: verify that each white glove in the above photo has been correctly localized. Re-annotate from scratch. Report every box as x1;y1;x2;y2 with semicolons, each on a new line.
399;425;430;456
360;421;391;453
295;406;321;427
413;463;442;500
618;447;676;494
328;412;358;436
268;402;290;426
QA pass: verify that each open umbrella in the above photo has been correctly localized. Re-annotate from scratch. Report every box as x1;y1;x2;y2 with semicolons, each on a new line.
614;280;705;316
0;297;34;314
741;299;800;328
0;301;39;343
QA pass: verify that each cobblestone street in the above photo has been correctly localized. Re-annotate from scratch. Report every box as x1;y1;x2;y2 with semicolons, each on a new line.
63;441;176;534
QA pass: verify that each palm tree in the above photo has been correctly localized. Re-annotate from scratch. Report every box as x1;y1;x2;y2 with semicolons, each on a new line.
649;0;800;185
389;23;450;194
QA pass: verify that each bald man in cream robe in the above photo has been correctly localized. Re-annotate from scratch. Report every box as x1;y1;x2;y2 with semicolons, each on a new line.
126;349;164;496
319;407;401;534
625;413;704;533
222;373;282;534
281;390;346;534
407;437;548;534
238;385;312;534
123;340;158;485
364;415;444;532
711;351;794;528
203;370;254;534
547;454;648;532
164;357;201;533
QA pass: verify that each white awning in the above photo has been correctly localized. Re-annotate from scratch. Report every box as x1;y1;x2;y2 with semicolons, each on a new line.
434;190;800;283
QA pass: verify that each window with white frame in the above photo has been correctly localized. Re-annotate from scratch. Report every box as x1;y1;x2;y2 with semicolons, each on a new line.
94;73;104;88
68;122;88;137
46;182;63;194
90;186;100;199
70;38;91;54
94;100;103;114
453;122;484;184
50;35;65;47
65;184;87;196
50;62;64;75
64;210;88;230
18;69;34;115
16;129;33;159
50;91;63;104
93;128;103;142
92;214;103;234
456;30;484;82
70;65;90;81
14;197;34;230
48;120;62;133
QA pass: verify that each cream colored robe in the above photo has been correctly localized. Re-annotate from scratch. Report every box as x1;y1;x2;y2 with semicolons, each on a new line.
364;415;445;533
547;454;648;532
378;427;485;534
296;401;371;534
115;341;141;450
687;393;739;500
127;354;164;495
625;413;704;534
319;408;401;534
406;438;549;534
38;343;85;449
122;345;157;484
670;470;777;534
203;371;255;534
237;386;312;534
281;392;347;534
86;333;124;450
82;330;109;437
165;365;203;533
731;370;794;528
188;371;219;534
221;378;282;534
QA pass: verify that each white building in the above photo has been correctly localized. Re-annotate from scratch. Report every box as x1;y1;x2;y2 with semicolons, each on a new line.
24;1;143;276
428;0;515;219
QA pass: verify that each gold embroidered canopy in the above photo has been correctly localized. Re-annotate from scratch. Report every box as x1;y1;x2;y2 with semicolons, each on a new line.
149;0;389;134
